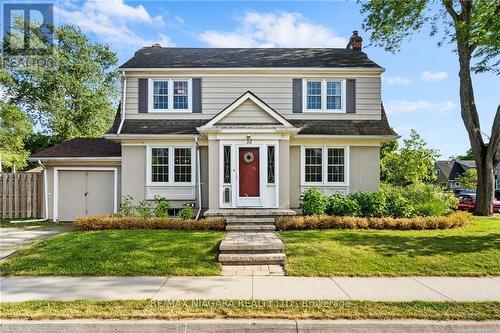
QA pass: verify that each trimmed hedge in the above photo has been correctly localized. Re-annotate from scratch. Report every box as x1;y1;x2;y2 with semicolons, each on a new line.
75;215;225;231
276;211;472;231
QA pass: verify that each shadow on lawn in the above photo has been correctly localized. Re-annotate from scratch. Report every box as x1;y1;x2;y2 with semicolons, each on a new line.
332;233;500;257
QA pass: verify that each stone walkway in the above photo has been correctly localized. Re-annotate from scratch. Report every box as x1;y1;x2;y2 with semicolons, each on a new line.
1;276;499;302
218;232;285;276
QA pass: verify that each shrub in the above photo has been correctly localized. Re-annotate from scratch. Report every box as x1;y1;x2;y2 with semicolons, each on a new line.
136;201;150;218
276;211;472;231
326;192;361;216
178;205;194;220
393;183;458;216
381;186;414;217
153;197;171;218
348;191;385;217
119;195;136;217
300;188;327;216
75;215;225;231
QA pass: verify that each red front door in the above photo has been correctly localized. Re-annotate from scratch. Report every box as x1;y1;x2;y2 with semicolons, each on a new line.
239;147;260;197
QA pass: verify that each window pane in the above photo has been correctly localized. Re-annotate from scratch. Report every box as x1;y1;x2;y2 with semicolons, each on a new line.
154;81;168;95
173;81;188;110
267;146;275;184
327;148;345;183
307;81;322;109
223;146;231;184
326;81;341;110
151;148;168;183
153;81;168;110
174;148;191;182
305;148;322;182
154;96;168;109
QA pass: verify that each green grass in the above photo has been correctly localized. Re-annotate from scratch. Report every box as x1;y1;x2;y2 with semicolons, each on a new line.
0;230;224;276
280;217;500;276
1;300;498;320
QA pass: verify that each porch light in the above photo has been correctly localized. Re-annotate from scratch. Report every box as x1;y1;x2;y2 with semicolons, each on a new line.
246;134;252;144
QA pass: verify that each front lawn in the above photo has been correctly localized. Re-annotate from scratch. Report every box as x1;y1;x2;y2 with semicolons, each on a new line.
280;217;500;276
0;230;224;276
1;300;498;321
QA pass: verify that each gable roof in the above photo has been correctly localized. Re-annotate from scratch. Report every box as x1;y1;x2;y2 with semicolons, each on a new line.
120;47;382;69
30;138;121;159
436;160;476;181
201;91;293;128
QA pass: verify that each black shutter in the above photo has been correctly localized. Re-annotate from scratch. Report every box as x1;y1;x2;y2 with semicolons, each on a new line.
346;79;356;113
292;79;303;113
192;78;202;113
138;78;148;113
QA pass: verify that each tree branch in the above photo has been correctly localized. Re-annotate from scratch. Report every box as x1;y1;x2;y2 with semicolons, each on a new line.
442;0;459;22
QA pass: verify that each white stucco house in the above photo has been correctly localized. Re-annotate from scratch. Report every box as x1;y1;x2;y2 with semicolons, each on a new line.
30;32;397;221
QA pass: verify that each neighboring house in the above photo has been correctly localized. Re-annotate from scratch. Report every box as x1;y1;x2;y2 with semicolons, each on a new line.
435;160;476;190
30;31;397;221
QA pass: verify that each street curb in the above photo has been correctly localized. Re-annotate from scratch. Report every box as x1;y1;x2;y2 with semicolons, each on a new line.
1;319;499;333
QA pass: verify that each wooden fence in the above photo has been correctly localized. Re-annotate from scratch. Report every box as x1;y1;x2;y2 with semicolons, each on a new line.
0;173;43;219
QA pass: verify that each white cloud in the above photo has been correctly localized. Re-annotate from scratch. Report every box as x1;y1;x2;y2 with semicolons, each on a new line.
56;0;172;47
383;76;412;85
200;11;347;48
421;70;448;81
386;100;456;115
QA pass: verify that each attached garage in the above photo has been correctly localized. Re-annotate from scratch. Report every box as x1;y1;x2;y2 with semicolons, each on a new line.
29;138;122;222
55;168;117;221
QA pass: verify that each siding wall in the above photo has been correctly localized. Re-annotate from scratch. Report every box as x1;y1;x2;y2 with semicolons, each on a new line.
124;75;381;120
219;100;279;124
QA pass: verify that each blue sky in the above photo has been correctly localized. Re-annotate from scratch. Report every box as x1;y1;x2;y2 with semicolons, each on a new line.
54;0;499;159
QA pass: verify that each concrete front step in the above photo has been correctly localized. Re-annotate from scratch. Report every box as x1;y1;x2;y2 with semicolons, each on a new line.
226;225;276;231
226;217;275;224
205;209;296;217
218;253;286;265
219;241;284;252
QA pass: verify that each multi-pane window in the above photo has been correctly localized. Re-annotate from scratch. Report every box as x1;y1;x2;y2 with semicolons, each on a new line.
304;79;344;112
173;80;188;110
327;148;345;183
267;146;275;184
223;146;231;184
326;81;342;110
151;79;190;111
305;148;323;182
174;148;192;182
306;81;322;110
153;81;168;110
151;148;169;182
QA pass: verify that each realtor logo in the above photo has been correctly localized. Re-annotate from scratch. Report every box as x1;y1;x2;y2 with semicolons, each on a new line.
2;3;54;55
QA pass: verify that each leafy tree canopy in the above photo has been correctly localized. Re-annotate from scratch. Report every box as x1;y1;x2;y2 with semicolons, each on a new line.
457;168;478;190
381;129;440;186
450;148;474;160
3;24;120;142
0;103;32;171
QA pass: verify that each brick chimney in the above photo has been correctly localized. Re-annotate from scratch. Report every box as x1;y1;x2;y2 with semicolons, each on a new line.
151;43;161;48
346;31;362;51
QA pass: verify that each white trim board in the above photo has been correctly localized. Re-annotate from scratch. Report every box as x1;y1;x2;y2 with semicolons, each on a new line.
52;167;118;222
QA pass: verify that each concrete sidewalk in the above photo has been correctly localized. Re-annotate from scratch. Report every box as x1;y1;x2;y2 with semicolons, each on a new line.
1;276;499;302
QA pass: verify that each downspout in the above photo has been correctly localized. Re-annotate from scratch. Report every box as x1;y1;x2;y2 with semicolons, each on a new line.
117;71;126;135
195;137;202;220
37;160;49;221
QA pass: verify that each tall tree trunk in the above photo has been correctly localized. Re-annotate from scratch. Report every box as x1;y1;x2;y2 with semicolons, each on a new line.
456;44;497;215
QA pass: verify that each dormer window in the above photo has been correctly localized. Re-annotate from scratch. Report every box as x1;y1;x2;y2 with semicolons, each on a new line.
149;78;191;112
303;79;345;112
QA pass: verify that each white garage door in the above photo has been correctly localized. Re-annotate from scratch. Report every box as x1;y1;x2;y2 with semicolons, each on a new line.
58;170;115;221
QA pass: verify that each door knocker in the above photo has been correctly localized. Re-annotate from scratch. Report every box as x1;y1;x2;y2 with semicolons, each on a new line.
243;151;254;163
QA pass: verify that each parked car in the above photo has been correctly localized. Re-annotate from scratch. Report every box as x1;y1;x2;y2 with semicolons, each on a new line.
457;194;500;213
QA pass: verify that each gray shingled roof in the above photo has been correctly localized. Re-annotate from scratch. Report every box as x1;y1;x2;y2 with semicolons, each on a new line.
436;160;476;181
120;47;382;69
30;138;121;158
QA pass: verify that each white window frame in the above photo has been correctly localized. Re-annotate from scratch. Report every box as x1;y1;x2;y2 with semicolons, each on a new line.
303;79;346;113
146;145;195;186
149;78;192;113
301;145;349;186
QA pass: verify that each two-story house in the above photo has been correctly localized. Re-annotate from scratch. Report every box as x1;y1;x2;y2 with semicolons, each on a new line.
30;32;397;221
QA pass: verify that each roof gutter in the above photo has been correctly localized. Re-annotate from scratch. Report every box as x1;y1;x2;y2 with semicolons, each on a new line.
117;72;126;135
118;67;385;73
